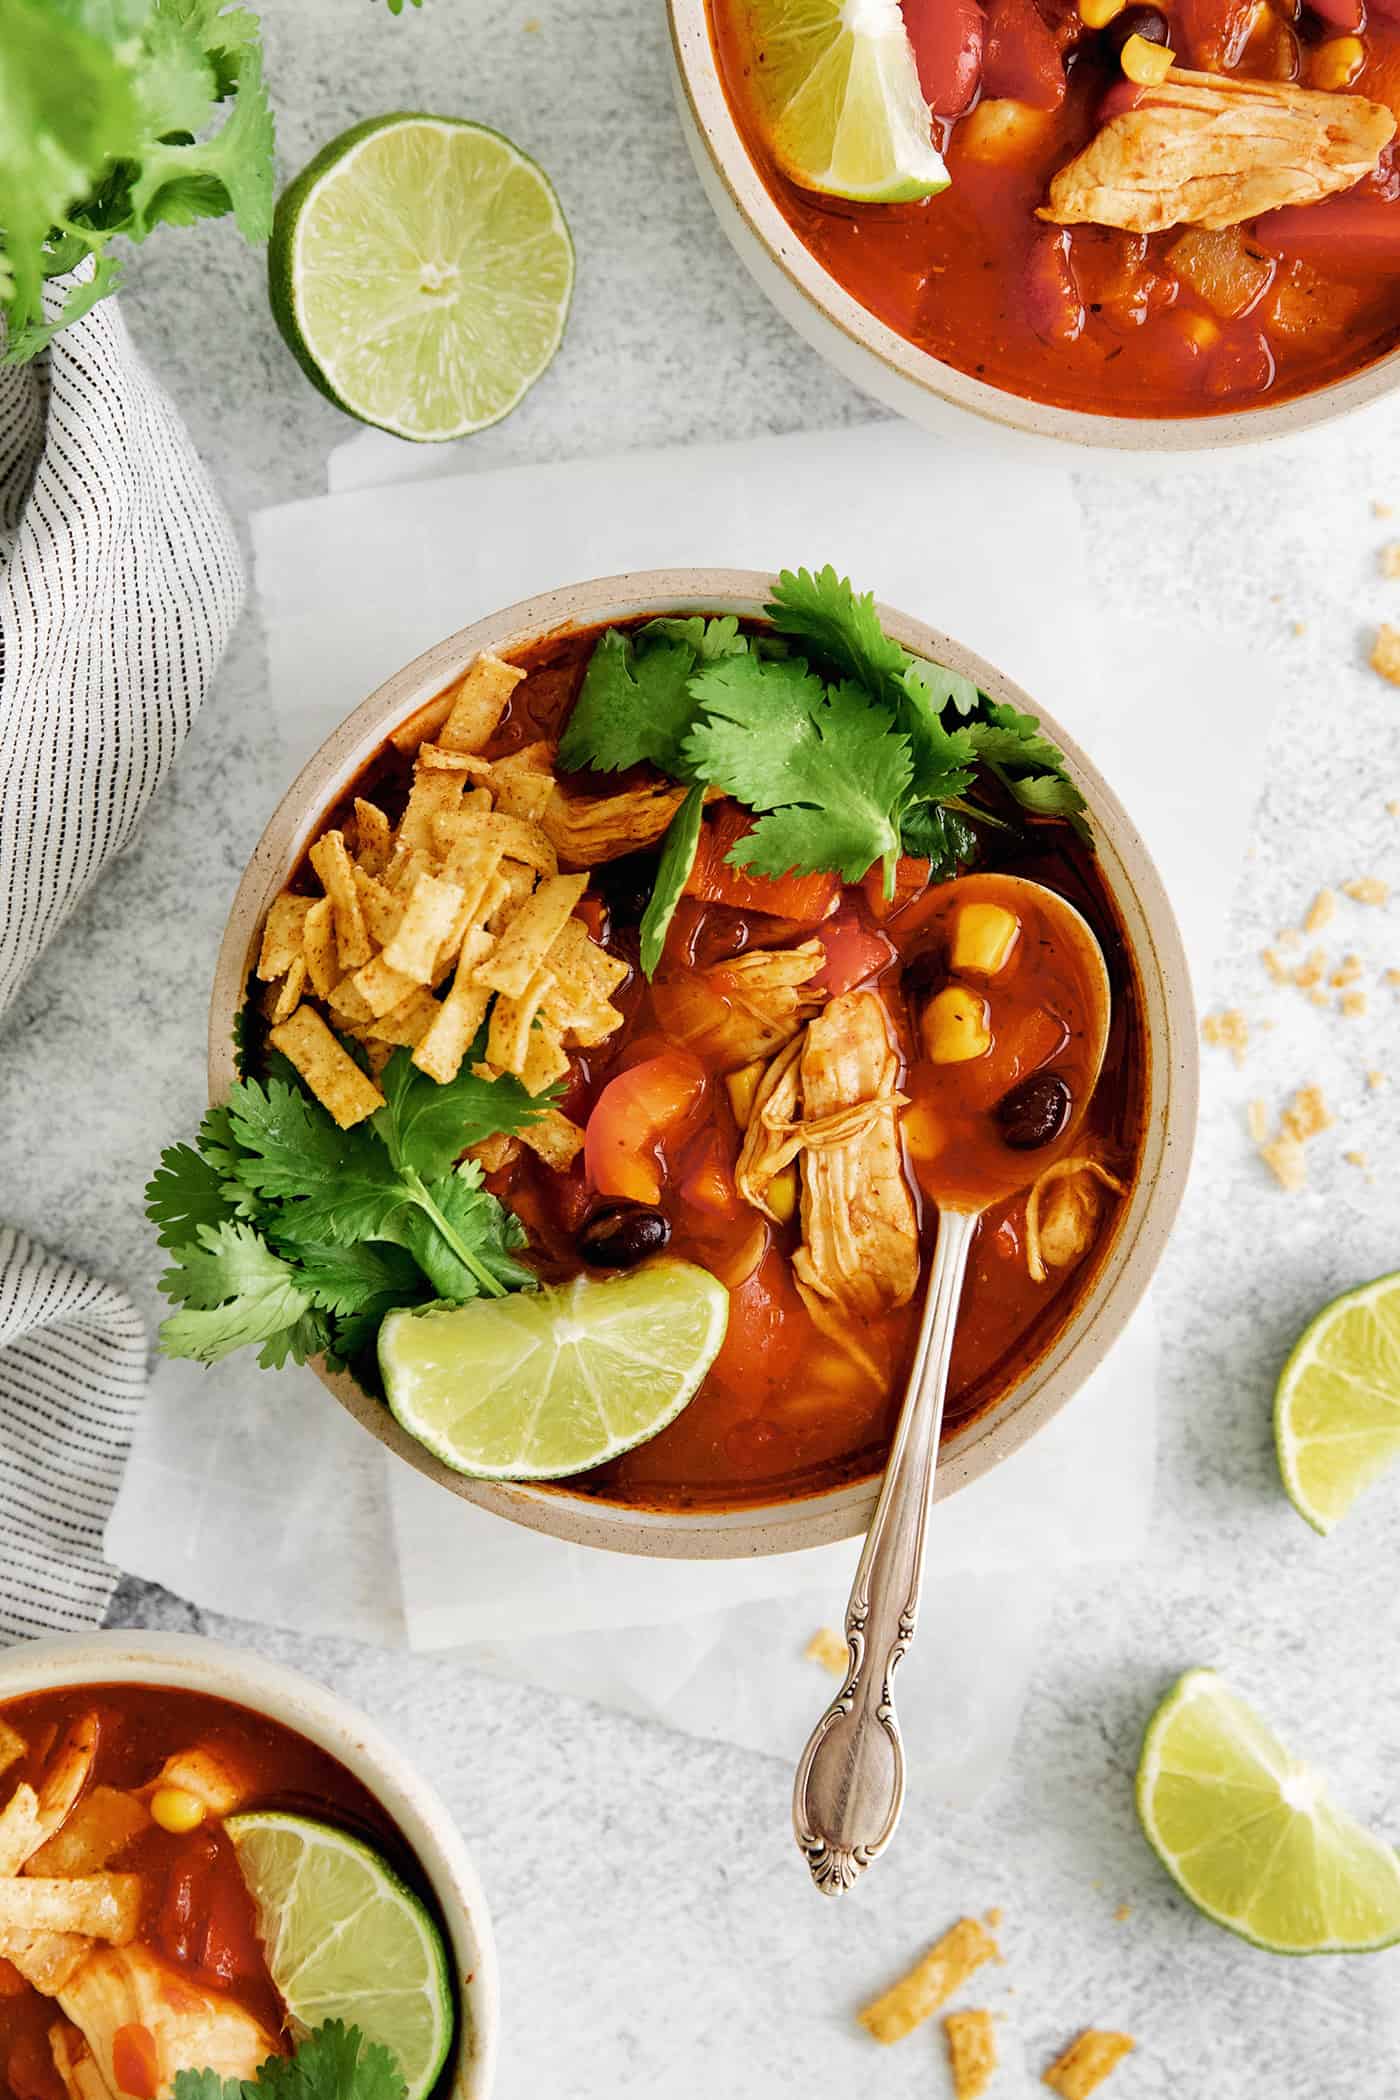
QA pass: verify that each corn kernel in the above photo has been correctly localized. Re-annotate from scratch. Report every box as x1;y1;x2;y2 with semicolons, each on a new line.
923;985;992;1064
150;1786;206;1834
1079;0;1126;25
767;1166;798;1223
725;1060;766;1131
952;902;1020;976
1121;32;1175;82
1310;34;1363;88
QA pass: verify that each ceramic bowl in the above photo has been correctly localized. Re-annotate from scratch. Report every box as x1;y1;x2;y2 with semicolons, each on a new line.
666;0;1400;453
0;1632;499;2097
211;568;1197;1559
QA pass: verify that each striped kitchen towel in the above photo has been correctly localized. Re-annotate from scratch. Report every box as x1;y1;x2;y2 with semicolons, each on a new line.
0;278;243;1636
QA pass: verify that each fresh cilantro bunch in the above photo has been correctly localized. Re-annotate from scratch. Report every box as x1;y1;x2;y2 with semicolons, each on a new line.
0;0;275;362
147;1046;550;1373
558;566;1084;972
175;2021;405;2100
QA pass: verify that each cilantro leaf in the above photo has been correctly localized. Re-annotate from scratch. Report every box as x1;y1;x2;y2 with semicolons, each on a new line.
156;1223;320;1368
557;628;702;779
269;1235;424;1316
900;800;979;879
966;703;1085;819
766;566;910;701
639;782;705;978
373;1047;550;1183
174;2021;406;2100
684;658;910;885
225;1079;398;1244
385;1163;533;1301
145;1141;238;1248
637;615;747;663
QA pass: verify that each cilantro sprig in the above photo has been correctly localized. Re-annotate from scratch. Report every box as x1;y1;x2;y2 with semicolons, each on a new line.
558;564;1085;971
147;1046;547;1373
1;0;275;362
174;2020;406;2100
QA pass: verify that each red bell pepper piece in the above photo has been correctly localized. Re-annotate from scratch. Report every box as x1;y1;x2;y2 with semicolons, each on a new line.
685;802;839;924
901;0;985;116
584;1052;707;1204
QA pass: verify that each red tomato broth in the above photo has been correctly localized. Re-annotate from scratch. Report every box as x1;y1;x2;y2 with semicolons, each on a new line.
706;0;1400;416
284;621;1147;1514
0;1686;450;2100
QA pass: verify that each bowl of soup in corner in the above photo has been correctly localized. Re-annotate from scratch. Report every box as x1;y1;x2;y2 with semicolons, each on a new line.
210;567;1197;1559
0;1632;499;2100
668;0;1400;450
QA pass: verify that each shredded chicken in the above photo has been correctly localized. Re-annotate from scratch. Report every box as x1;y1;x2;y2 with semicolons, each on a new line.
734;1036;806;1217
655;940;827;1069
1024;1158;1126;1284
541;780;691;865
60;1946;279;2100
792;992;920;1320
1040;69;1394;233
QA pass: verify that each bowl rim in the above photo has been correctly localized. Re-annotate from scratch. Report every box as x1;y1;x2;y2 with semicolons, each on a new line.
210;565;1198;1560
0;1631;499;2100
666;0;1400;453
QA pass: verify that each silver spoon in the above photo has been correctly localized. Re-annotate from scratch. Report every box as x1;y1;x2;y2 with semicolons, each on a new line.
793;875;1112;1895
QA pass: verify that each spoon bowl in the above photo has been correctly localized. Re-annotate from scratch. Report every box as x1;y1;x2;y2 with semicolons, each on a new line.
793;874;1113;1894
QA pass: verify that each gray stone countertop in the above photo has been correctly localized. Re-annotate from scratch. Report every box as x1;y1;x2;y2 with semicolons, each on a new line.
1;0;1399;2092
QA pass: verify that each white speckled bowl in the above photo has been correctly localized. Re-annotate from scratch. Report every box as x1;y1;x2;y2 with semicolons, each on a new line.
211;568;1197;1560
0;1634;498;2099
667;0;1400;452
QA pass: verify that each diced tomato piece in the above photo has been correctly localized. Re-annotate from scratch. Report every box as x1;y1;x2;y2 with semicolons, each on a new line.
584;1052;707;1203
1307;0;1362;25
113;2027;161;2100
862;854;931;923
685;802;839;924
814;901;898;996
677;1129;741;1220
902;0;985;115
1254;192;1400;275
705;1246;809;1399
573;894;608;943
1177;0;1254;68
982;0;1066;109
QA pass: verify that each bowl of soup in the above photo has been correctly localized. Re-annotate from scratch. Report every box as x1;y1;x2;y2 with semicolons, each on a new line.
0;1633;498;2100
208;567;1196;1556
669;0;1400;446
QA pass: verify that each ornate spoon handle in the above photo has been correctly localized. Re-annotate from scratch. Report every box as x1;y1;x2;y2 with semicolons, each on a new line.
792;1207;979;1896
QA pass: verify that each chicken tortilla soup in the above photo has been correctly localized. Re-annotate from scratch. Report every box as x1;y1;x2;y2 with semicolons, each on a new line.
0;1684;458;2100
707;0;1400;418
151;567;1146;1513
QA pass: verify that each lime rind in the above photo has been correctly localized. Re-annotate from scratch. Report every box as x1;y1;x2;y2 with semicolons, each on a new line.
1136;1669;1400;1956
1274;1270;1400;1535
380;1260;729;1481
226;1812;455;2100
269;113;574;442
746;0;947;203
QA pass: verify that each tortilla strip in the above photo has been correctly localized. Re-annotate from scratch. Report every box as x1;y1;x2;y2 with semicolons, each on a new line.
487;742;555;821
486;968;555;1073
395;768;465;859
353;952;427;1021
352;866;404;949
477;875;587;1000
269;1008;385;1129
472;811;558;878
256;895;313;982
0;1722;24;1782
518;1108;584;1168
365;984;441;1049
413;933;495;1086
352;797;392;877
518;1021;571;1097
301;897;339;1001
0;1877;141;1943
268;958;306;1026
438;651;526;754
0;1932;93;1995
308;831;371;970
382;874;466;983
26;1791;149;1881
0;1789;41;1877
858;1918;1000;2044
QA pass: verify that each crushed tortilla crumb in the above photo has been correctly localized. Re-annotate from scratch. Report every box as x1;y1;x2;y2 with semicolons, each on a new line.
858;1919;1000;2045
1253;1085;1333;1190
1247;1099;1270;1143
1388;801;1400;817
1341;990;1369;1017
1344;1149;1368;1168
805;1627;848;1677
1044;2031;1136;2099
1113;1902;1132;1922
1343;877;1390;905
1261;947;1289;984
1290;619;1307;637
1371;625;1400;685
1275;927;1301;950
1259;1133;1307;1190
1281;1085;1333;1142
1367;1069;1387;1089
1375;500;1394;518
1382;544;1400;579
985;1907;1002;1927
1303;888;1335;934
1308;988;1331;1008
944;2011;998;2100
1293;947;1328;989
1386;970;1400;988
1201;1008;1249;1065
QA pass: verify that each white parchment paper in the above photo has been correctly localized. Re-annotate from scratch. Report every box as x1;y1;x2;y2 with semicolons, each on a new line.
108;424;1283;1792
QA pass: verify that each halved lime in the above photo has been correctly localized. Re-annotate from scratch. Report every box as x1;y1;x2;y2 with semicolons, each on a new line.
226;1812;454;2099
1136;1669;1400;1955
1274;1271;1400;1534
379;1260;729;1479
269;114;574;441
731;0;948;203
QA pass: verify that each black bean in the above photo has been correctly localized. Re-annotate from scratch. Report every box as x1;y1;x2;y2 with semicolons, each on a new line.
1105;4;1171;53
578;1203;672;1268
996;1072;1073;1150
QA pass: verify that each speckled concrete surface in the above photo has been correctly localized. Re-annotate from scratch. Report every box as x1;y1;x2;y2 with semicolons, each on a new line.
1;0;1399;2092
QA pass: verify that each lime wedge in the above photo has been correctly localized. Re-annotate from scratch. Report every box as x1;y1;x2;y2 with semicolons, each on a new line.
1274;1271;1400;1534
269;114;574;441
379;1260;729;1479
225;1813;454;2100
732;0;948;203
1136;1669;1400;1954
